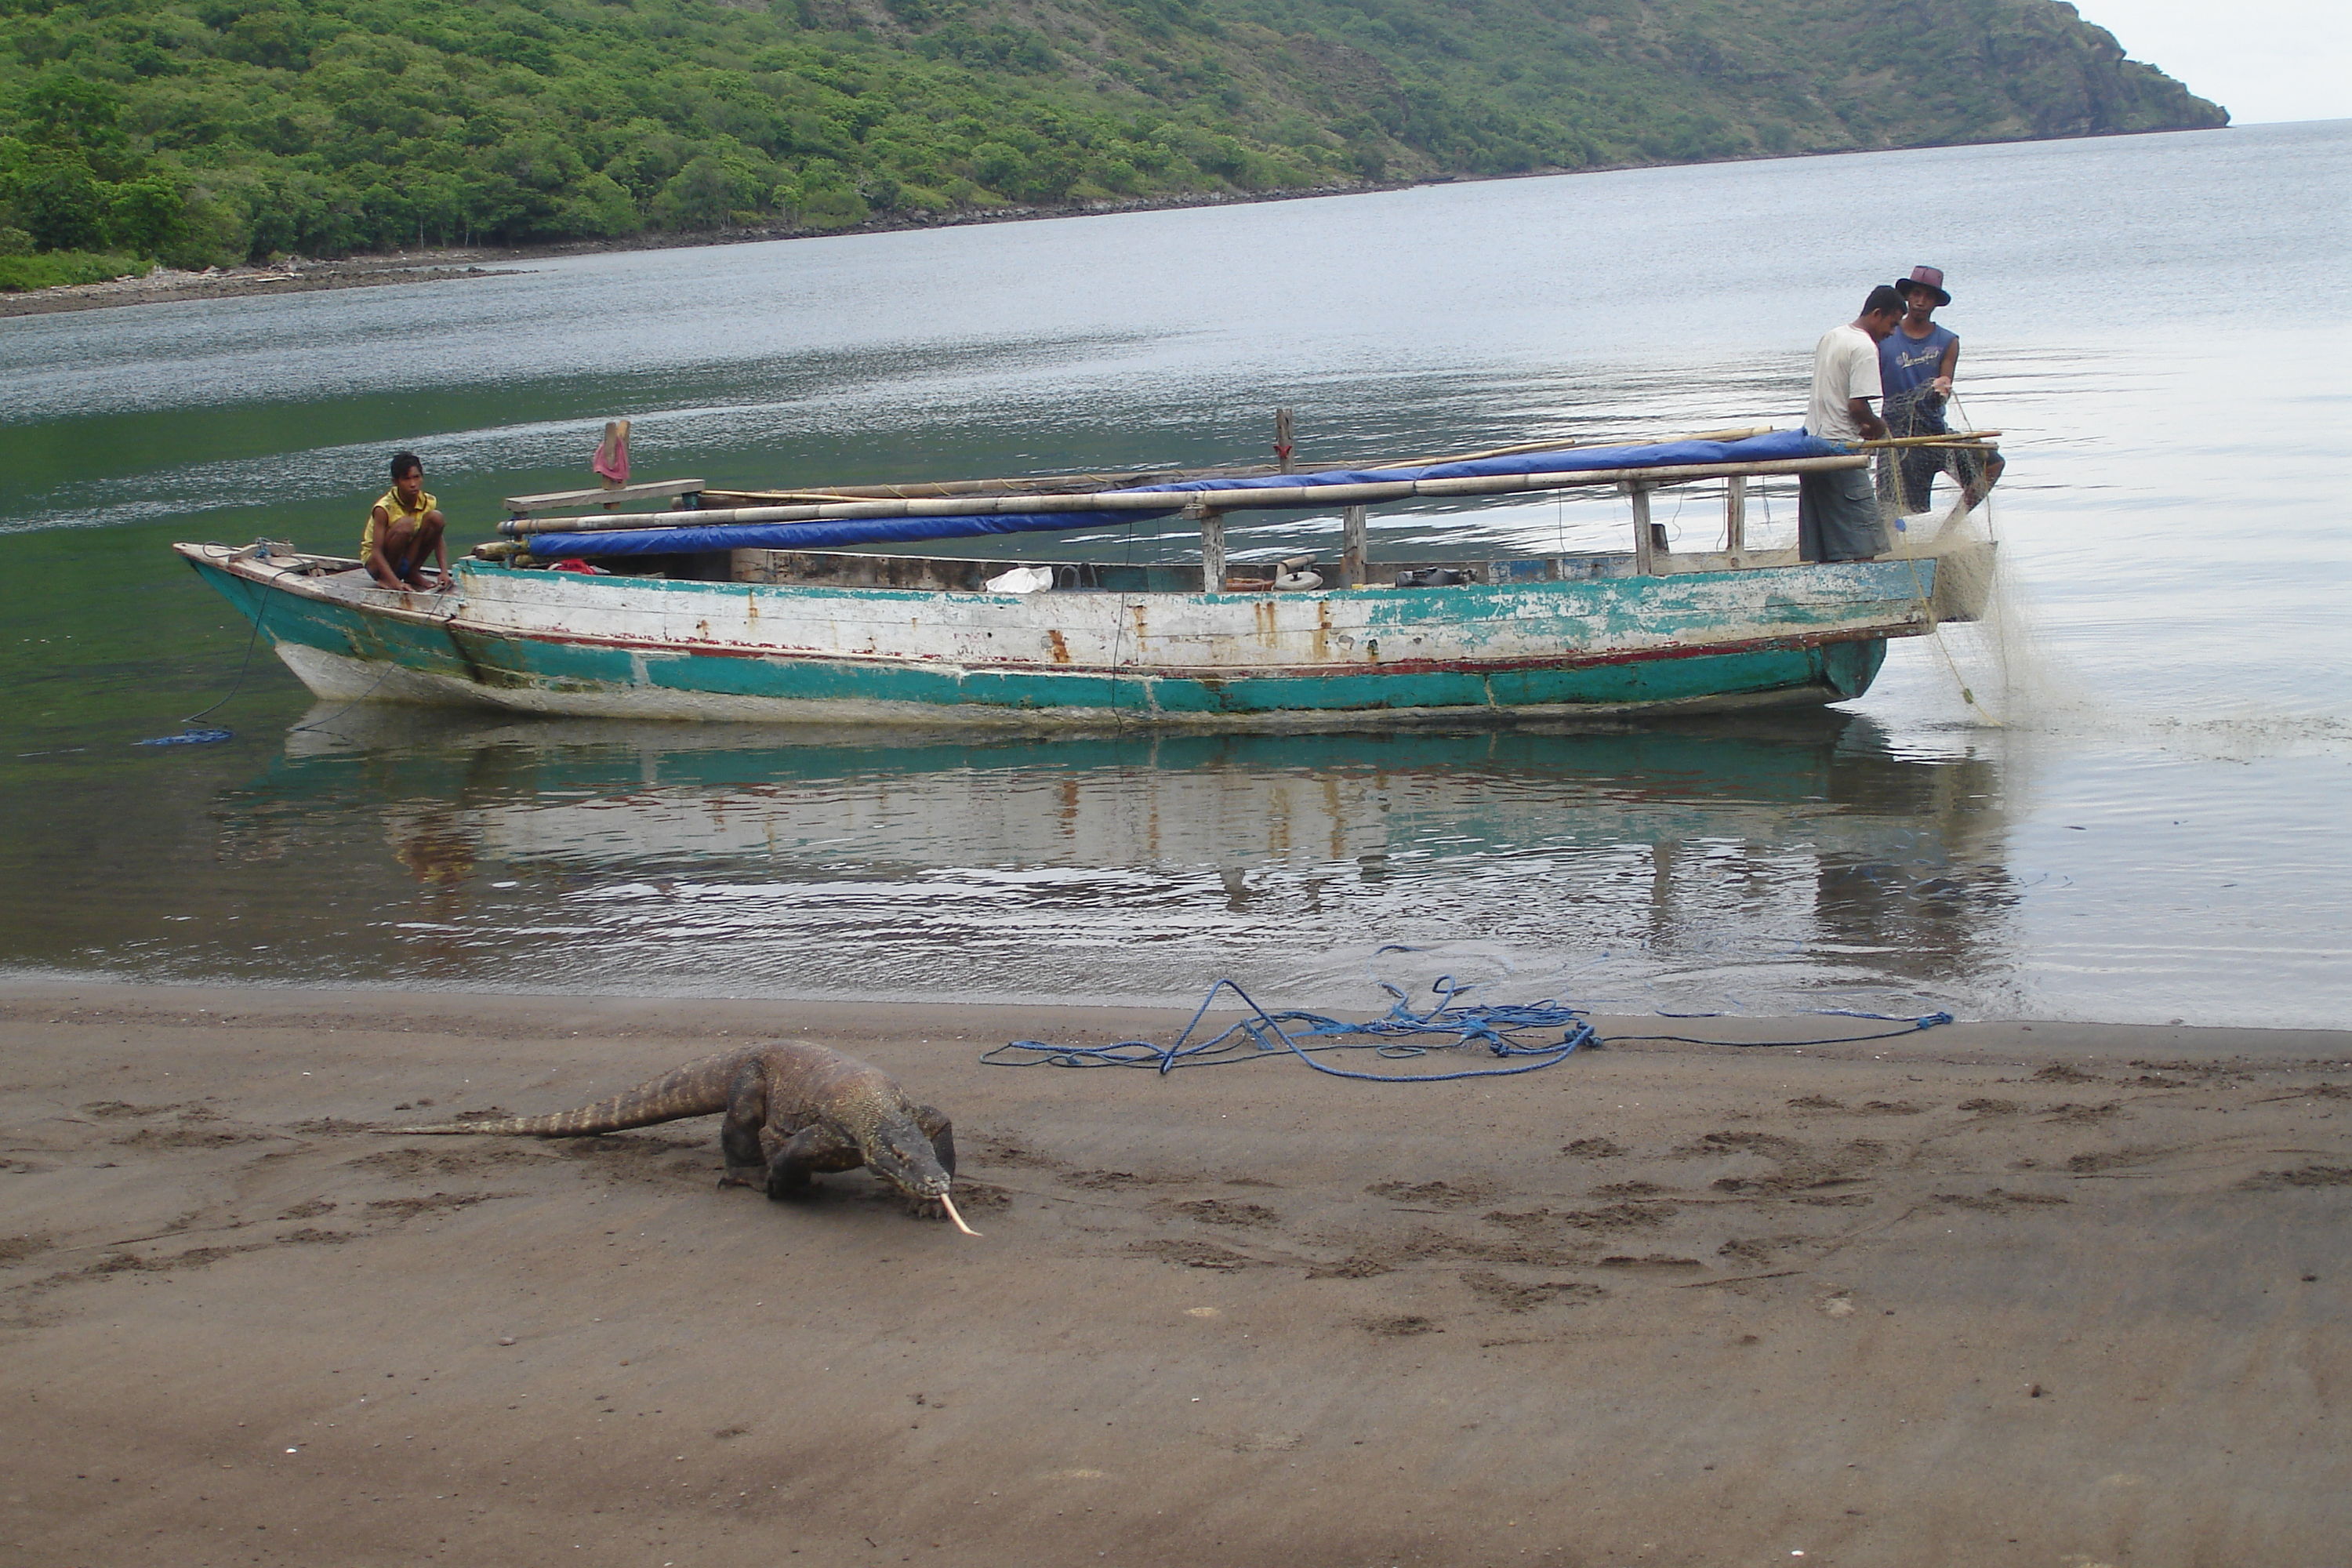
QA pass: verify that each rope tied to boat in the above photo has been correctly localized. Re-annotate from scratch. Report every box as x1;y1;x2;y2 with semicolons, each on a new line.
147;543;461;746
136;544;274;746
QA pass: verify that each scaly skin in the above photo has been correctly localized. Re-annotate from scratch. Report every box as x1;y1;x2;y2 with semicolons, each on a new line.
383;1043;961;1218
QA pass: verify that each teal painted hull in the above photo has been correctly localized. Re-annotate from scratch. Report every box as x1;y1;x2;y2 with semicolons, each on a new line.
182;550;1915;728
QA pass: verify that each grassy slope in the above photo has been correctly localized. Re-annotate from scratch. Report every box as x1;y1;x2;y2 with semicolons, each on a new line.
0;0;2225;267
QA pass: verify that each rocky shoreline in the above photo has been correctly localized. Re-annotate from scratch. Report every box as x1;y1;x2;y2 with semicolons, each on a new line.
0;256;520;318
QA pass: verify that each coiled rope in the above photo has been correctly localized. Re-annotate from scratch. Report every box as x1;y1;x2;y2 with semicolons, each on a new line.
985;978;1958;1082
983;976;1599;1083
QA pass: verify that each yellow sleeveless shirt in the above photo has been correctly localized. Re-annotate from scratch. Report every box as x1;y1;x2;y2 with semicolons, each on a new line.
363;486;436;558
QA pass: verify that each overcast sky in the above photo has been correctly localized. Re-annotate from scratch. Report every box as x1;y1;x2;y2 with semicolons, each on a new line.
2067;0;2351;124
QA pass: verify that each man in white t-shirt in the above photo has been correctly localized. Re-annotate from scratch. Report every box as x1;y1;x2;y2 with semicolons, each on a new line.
1798;285;1906;561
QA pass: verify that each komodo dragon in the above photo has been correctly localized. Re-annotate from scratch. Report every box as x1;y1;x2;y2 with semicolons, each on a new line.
381;1042;978;1234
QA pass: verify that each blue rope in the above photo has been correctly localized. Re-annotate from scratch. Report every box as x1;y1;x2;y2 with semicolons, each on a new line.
985;980;1955;1078
984;976;1599;1083
135;728;235;746
1615;1008;1954;1047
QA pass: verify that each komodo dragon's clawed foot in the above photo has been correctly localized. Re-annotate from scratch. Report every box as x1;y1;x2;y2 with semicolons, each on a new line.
764;1168;819;1201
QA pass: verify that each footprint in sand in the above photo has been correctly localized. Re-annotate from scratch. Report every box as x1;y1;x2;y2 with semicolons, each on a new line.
1128;1238;1258;1271
1171;1199;1277;1227
2240;1164;2352;1190
1366;1178;1493;1208
0;1233;56;1264
1932;1189;2070;1211
1461;1270;1606;1312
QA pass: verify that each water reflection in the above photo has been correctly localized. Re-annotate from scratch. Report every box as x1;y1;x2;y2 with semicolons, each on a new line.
142;711;2020;1014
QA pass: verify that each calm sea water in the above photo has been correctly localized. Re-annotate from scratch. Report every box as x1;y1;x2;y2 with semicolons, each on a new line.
3;122;2347;1025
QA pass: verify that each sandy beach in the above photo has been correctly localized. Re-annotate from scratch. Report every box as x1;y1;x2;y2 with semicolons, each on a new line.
3;980;2345;1566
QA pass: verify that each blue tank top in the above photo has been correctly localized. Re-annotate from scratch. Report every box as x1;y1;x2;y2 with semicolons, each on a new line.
1880;323;1956;401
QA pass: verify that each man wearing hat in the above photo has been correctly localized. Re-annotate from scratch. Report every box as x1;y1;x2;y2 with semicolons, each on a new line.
1879;265;2004;511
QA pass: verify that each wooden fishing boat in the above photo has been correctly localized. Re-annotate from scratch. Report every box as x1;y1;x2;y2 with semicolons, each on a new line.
174;427;1997;729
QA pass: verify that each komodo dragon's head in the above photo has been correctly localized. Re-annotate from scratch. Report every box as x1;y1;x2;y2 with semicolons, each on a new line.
866;1119;982;1236
866;1120;950;1200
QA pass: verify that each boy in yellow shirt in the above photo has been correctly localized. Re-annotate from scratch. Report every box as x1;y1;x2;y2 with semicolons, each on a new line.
364;451;451;591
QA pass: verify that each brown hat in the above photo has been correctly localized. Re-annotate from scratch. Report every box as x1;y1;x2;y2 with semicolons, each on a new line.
1896;265;1951;307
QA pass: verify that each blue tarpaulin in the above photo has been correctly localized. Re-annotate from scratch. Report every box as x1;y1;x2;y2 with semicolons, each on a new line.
524;430;1838;559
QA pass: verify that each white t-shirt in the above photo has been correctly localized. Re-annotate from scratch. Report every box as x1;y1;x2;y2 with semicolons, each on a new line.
1806;325;1882;445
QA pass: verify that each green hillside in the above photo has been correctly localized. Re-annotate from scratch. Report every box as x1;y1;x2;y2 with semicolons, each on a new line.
0;0;2226;270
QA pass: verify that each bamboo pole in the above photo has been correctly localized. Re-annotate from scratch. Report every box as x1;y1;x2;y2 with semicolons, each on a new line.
502;454;1871;537
1393;423;1777;468
685;426;1794;511
1851;430;2000;450
1631;485;1656;575
702;469;1266;503
702;490;898;506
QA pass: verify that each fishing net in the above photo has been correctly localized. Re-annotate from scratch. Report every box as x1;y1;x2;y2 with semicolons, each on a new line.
1868;392;2049;728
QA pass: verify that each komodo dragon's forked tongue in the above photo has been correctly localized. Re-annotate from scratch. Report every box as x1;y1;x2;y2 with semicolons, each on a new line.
938;1192;981;1236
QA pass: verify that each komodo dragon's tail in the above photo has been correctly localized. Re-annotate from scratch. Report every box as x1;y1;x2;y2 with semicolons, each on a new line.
379;1050;753;1137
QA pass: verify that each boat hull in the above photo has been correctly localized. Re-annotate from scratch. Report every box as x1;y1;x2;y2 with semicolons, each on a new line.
180;549;1929;729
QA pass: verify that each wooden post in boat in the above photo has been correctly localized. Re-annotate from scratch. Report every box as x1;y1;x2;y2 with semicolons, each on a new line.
1274;407;1295;473
1725;474;1748;560
1341;504;1368;587
1630;483;1656;575
1192;499;1227;593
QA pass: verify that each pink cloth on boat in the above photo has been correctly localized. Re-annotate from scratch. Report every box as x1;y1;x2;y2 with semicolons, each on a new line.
592;424;630;487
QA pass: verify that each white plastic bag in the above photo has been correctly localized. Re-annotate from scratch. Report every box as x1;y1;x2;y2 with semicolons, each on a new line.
985;565;1054;593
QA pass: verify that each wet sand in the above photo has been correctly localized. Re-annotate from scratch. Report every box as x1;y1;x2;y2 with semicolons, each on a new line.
2;979;2346;1567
